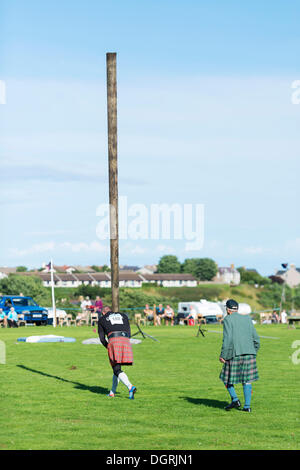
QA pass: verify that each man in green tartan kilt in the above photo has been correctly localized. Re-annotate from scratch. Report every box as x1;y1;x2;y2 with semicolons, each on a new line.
219;299;260;412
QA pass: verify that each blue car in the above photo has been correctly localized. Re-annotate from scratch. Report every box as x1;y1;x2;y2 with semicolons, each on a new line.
0;295;48;325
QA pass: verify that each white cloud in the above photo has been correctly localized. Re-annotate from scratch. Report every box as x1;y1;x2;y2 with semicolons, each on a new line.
10;242;55;257
156;244;176;254
24;229;81;236
130;245;147;255
0;158;147;187
121;243;148;255
60;241;109;253
9;240;109;257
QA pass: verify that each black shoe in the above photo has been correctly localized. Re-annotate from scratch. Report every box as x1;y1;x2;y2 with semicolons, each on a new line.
241;407;251;412
225;399;241;410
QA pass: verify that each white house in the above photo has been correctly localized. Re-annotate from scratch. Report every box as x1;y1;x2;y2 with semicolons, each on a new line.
53;273;79;287
119;273;144;288
0;267;17;279
214;264;240;285
275;264;300;288
137;265;157;275
5;268;198;289
88;273;111;288
140;273;197;287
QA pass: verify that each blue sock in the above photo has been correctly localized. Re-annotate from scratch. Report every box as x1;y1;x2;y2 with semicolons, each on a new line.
243;383;252;408
226;384;239;402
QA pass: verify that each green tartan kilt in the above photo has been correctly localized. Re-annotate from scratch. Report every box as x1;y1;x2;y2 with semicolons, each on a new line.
219;354;259;385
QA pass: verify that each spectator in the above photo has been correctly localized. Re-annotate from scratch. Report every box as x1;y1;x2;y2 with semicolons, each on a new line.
175;308;190;325
7;307;19;328
164;305;174;326
271;310;279;324
262;315;272;324
143;304;154;322
280;309;287;324
156;304;165;326
188;305;197;319
95;296;103;314
81;296;92;311
83;296;92;320
175;305;197;326
75;296;89;325
0;308;8;328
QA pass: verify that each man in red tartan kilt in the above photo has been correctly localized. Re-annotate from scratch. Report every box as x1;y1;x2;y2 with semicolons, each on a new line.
98;306;137;399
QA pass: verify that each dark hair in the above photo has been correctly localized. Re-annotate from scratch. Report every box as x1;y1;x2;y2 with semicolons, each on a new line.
102;305;112;312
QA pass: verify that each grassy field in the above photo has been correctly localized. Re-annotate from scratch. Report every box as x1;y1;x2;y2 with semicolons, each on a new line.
0;323;299;450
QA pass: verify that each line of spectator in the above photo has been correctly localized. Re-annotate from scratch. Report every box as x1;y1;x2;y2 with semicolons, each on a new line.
0;307;19;328
143;304;175;326
74;295;104;325
143;304;199;326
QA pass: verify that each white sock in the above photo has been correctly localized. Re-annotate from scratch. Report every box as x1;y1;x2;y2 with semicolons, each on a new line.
118;372;132;390
111;374;119;394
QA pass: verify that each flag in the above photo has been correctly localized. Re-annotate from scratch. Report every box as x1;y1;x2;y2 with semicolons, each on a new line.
45;261;52;272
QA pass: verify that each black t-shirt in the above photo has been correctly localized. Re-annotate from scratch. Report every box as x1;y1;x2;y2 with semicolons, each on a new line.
98;311;131;348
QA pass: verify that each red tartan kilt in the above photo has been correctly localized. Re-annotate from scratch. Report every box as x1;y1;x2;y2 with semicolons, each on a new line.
107;336;133;366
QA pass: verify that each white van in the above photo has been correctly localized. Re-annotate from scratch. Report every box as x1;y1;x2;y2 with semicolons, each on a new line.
218;301;252;317
177;299;224;323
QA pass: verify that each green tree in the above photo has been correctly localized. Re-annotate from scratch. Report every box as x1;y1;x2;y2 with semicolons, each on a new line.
257;283;292;310
157;255;181;273
182;257;217;281
237;267;270;286
181;258;199;277
0;274;51;306
90;265;111;272
100;265;111;272
16;266;28;272
90;265;101;272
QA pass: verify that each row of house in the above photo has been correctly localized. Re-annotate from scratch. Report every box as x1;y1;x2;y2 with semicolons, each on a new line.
0;263;243;287
0;269;198;288
3;263;300;287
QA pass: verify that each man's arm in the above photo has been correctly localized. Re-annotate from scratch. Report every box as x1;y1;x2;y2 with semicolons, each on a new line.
220;317;232;360
125;314;131;337
252;323;260;353
98;322;108;348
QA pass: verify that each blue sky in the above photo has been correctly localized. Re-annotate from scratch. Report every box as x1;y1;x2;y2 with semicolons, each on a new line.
1;0;300;275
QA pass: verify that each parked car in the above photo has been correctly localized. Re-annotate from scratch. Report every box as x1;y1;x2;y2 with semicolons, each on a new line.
0;295;48;325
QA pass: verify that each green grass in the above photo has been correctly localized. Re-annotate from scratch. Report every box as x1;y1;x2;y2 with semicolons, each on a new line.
0;324;299;450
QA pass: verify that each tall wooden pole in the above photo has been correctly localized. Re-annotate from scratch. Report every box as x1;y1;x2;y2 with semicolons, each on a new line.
106;52;119;311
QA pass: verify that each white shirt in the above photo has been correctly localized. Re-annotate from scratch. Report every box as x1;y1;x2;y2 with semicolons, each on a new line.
281;311;287;324
81;300;91;310
189;308;197;319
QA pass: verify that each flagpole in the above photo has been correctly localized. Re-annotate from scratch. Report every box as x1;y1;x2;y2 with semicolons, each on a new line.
50;259;57;328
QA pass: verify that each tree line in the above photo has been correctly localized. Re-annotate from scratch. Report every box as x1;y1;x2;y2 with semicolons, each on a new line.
156;255;218;281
